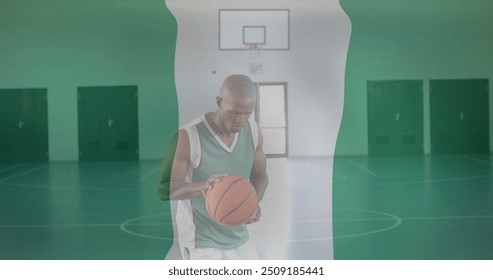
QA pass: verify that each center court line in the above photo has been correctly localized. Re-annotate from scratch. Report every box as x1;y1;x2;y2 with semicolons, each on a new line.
0;165;48;182
3;215;492;229
462;155;491;165
347;159;377;177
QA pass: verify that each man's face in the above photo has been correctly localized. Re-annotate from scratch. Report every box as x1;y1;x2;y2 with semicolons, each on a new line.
218;89;256;133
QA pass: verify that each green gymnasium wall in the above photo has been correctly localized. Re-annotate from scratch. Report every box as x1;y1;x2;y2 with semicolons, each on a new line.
6;1;490;161
333;0;493;259
335;0;493;156
0;1;179;161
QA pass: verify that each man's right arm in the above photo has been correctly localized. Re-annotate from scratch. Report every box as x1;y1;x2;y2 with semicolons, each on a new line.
157;129;209;201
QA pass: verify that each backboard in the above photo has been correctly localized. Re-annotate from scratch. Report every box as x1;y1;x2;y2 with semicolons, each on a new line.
219;9;290;50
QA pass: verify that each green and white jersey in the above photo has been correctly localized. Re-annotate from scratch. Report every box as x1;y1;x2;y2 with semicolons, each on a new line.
176;115;258;250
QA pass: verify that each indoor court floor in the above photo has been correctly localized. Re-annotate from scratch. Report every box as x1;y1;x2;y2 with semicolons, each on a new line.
333;154;493;259
1;155;492;259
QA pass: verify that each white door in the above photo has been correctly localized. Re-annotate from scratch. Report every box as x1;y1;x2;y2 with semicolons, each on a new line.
256;83;287;157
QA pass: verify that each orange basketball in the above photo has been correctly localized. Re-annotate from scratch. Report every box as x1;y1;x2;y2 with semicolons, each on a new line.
205;175;258;227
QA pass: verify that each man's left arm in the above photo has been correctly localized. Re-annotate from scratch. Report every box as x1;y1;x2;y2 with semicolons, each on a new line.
250;126;268;202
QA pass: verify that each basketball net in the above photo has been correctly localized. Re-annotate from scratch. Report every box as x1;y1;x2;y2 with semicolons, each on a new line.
247;43;261;60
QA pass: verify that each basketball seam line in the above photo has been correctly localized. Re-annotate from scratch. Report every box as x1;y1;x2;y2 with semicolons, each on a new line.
223;202;257;225
213;177;244;221
219;186;255;225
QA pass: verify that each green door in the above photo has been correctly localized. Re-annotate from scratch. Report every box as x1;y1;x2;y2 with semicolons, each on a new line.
429;80;462;154
396;81;424;155
368;81;398;155
460;80;489;154
0;88;49;163
78;86;139;161
367;80;423;156
430;79;489;155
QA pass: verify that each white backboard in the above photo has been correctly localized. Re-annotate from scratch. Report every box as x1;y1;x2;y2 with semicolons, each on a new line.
219;10;289;50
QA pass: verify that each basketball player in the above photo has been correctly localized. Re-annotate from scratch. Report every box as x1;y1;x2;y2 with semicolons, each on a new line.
157;74;269;260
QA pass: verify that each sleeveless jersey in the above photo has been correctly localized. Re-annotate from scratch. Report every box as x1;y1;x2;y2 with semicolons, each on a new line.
175;115;258;250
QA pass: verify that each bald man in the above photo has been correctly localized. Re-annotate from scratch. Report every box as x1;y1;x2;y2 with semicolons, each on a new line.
158;74;268;260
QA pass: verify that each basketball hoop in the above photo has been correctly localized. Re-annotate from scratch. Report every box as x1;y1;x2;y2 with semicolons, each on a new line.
246;43;262;60
247;43;264;75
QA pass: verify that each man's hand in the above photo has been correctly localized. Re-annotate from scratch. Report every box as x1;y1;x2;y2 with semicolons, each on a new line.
247;204;261;224
203;173;228;196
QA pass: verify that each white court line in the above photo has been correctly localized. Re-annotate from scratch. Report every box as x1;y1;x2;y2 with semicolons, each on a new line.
0;223;120;229
0;164;20;173
0;165;48;182
333;215;493;222
0;181;141;191
374;174;491;187
347;159;378;177
462;155;491;165
288;215;493;242
0;222;176;229
120;213;176;240
139;165;161;182
401;215;493;221
3;213;492;244
328;174;492;188
3;215;492;230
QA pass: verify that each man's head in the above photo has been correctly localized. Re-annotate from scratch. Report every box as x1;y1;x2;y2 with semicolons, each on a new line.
216;74;257;133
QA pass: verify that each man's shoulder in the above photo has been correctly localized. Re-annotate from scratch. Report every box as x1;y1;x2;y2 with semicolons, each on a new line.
180;115;205;130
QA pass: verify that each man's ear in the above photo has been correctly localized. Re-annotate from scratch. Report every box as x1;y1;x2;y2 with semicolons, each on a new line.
216;96;222;107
